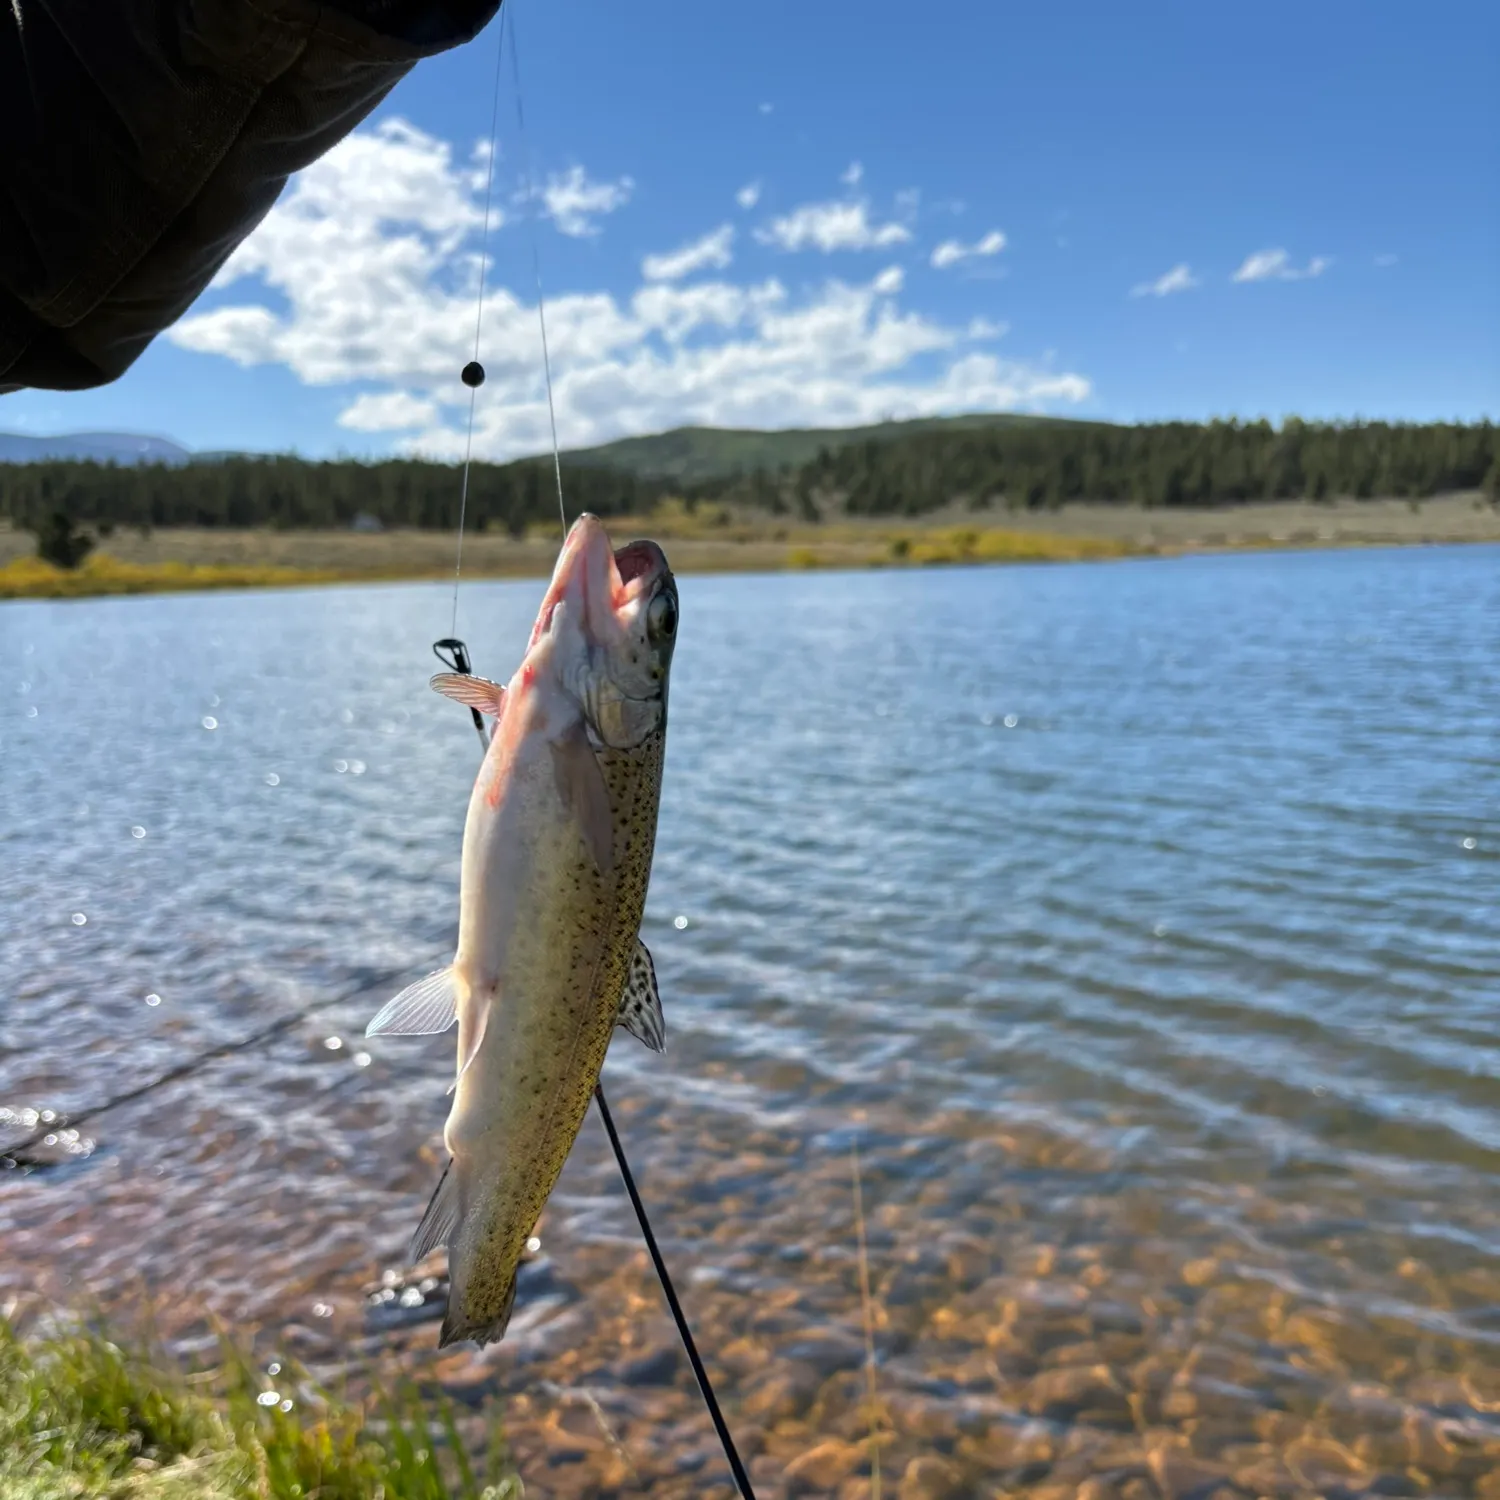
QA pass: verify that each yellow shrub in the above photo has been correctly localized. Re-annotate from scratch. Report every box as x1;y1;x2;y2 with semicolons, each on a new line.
0;552;342;600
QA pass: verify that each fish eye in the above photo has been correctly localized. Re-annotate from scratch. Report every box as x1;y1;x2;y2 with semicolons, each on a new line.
647;589;677;641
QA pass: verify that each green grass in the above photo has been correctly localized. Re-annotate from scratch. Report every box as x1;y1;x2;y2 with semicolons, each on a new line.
0;1314;521;1499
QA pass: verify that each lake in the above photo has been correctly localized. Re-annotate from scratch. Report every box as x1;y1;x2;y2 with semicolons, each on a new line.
3;544;1499;1498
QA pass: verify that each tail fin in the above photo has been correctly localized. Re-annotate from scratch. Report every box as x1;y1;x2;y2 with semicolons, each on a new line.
438;1272;517;1350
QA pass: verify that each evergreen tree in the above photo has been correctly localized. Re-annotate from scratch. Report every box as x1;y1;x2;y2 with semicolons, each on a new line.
1;420;1493;532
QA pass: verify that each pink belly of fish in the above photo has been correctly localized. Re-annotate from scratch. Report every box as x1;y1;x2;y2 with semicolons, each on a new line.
441;744;622;1342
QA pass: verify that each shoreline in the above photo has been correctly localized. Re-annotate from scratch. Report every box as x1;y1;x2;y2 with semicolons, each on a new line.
2;493;1495;600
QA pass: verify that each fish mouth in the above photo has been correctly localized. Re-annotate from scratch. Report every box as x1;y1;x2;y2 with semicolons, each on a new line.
529;516;674;661
529;513;615;649
613;538;669;590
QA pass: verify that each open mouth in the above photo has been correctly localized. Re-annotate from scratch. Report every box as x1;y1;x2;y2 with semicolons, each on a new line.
613;539;668;587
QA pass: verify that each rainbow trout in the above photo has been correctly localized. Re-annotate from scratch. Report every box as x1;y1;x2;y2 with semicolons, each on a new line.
366;514;677;1347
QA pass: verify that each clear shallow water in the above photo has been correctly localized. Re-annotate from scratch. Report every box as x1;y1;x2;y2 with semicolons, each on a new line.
3;546;1499;1498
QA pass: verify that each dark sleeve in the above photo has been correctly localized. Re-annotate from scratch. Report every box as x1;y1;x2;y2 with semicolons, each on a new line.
0;0;501;394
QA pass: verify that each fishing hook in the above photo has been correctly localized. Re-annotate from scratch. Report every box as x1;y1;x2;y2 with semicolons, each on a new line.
432;637;491;752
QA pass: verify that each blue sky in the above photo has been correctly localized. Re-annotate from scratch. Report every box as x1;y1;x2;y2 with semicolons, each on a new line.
3;0;1495;457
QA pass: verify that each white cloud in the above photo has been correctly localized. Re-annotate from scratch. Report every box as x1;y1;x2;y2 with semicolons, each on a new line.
178;305;283;363
841;161;864;187
758;102;774;115
929;230;1007;270
532;165;633;237
1231;248;1331;283
755;198;912;253
1374;252;1399;268
1130;263;1199;298
168;118;1090;461
967;316;1009;340
736;180;762;210
642;225;735;282
338;391;441;431
1232;248;1287;282
207;118;483;290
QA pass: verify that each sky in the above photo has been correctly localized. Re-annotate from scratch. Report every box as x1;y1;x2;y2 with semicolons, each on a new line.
3;0;1496;459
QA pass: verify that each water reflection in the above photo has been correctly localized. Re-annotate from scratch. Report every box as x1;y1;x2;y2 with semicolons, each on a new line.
2;546;1499;1495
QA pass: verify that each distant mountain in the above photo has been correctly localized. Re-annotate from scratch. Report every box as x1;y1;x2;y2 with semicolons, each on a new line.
0;431;192;465
563;413;1089;484
0;413;1087;479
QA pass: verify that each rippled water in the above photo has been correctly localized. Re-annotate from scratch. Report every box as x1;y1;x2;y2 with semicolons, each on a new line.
3;545;1500;1498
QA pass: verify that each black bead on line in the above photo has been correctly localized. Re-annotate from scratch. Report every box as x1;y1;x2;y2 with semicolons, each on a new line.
461;361;486;389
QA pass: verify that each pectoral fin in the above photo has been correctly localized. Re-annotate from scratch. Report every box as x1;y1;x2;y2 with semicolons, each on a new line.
616;939;665;1052
409;1158;460;1263
365;968;458;1037
430;673;507;715
550;726;615;873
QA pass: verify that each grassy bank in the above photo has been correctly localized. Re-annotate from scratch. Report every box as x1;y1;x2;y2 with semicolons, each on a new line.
0;521;1135;600
2;492;1496;600
0;555;351;600
0;1314;518;1499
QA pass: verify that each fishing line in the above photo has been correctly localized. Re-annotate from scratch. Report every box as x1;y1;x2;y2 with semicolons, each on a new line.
449;0;509;639
444;0;564;667
594;1084;759;1500
852;1135;883;1499
504;4;568;538
433;13;754;1491
0;972;408;1171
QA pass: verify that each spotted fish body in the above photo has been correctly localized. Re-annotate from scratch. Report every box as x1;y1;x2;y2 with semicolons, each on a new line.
441;726;666;1346
366;515;676;1348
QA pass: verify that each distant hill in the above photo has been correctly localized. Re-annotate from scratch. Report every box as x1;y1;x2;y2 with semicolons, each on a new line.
0;415;1084;479
564;413;1089;484
0;431;192;465
2;419;1491;529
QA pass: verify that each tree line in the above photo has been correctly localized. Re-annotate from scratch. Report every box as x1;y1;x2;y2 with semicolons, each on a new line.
1;421;1495;547
700;418;1499;517
0;455;668;537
